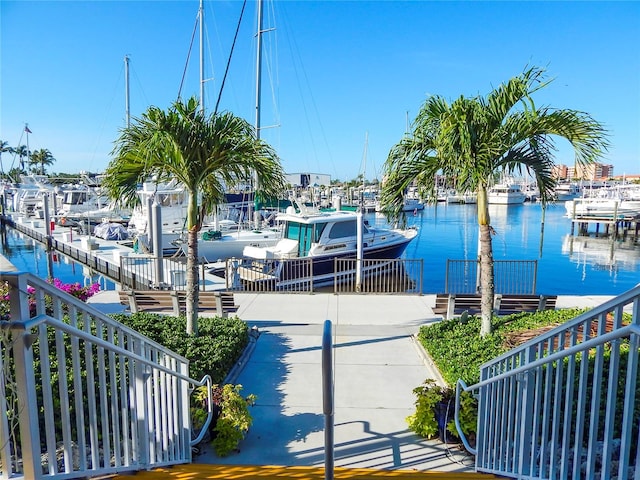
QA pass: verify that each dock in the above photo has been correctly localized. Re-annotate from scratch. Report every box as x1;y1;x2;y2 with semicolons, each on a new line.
0;212;228;291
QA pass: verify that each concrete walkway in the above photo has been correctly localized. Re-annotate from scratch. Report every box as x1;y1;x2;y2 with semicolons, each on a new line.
87;290;615;473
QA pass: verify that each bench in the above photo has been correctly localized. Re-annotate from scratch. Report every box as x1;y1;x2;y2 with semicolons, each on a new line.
495;294;557;316
433;293;557;319
118;290;238;318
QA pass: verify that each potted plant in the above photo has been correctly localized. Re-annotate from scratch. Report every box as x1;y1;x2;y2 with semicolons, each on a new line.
192;383;257;457
406;378;468;444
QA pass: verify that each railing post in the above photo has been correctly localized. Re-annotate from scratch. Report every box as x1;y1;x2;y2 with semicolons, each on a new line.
134;337;150;468
7;274;42;480
517;344;537;476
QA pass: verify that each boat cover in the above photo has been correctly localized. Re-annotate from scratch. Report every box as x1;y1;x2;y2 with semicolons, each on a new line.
93;222;129;240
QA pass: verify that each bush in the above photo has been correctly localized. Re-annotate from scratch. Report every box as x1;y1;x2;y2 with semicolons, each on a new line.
109;312;249;383
418;308;590;385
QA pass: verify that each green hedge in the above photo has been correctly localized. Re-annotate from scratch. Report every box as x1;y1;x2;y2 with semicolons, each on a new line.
110;312;249;383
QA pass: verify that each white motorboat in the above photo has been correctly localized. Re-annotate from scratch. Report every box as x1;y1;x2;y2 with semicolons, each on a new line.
565;184;640;219
553;182;582;201
487;183;526;205
232;203;418;289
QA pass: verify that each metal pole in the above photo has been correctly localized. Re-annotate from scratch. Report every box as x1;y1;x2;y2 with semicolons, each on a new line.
43;192;55;279
199;0;205;113
152;199;164;287
124;55;131;128
356;211;363;292
322;319;334;480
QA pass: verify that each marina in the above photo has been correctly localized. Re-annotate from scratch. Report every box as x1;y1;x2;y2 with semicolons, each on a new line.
2;200;639;295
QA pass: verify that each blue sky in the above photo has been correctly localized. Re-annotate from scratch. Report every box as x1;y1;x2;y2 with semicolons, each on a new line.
1;1;639;182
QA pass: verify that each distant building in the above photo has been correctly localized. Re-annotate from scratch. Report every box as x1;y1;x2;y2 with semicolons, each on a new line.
556;162;614;181
285;172;331;188
552;164;569;180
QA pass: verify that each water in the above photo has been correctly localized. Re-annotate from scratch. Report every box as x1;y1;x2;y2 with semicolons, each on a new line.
0;227;116;291
2;202;639;295
369;202;640;295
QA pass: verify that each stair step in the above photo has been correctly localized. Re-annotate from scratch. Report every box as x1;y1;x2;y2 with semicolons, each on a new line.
111;463;496;479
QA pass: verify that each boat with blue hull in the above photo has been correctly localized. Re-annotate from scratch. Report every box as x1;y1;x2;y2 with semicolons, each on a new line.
232;204;418;289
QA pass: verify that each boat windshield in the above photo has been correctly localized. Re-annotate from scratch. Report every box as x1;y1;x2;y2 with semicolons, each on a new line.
328;219;369;238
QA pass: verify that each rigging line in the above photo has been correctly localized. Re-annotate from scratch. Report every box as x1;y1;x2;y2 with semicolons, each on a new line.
214;0;247;115
177;12;200;103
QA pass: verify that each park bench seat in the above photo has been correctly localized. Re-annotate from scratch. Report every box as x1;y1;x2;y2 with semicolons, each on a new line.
118;290;238;318
433;293;557;319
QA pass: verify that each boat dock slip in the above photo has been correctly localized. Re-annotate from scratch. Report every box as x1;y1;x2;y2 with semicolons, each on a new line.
1;213;229;290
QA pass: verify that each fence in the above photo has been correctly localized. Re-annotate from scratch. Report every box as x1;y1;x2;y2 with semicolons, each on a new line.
445;259;538;295
456;283;640;479
0;272;212;480
333;258;423;294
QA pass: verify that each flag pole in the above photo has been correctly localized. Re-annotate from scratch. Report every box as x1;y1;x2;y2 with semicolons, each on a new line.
24;123;31;172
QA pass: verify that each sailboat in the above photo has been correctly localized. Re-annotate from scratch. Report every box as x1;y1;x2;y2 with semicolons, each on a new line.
175;0;282;262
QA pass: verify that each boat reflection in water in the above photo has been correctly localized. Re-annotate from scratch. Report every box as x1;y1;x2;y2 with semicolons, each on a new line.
562;234;640;272
228;204;418;291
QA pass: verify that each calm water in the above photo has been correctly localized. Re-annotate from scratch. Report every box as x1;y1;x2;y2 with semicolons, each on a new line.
2;202;639;295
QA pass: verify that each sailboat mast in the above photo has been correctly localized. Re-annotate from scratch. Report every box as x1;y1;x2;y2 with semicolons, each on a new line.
124;55;131;128
199;0;205;113
251;0;264;227
254;0;263;140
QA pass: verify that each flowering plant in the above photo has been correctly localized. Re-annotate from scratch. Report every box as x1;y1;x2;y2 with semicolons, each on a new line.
0;279;100;320
49;278;101;302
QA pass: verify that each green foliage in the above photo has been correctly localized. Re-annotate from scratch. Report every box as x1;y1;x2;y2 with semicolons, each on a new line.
211;384;257;457
406;379;451;439
109;312;249;383
419;308;590;385
448;390;477;438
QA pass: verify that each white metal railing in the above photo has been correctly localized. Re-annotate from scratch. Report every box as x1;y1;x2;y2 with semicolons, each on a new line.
0;272;212;480
455;283;640;479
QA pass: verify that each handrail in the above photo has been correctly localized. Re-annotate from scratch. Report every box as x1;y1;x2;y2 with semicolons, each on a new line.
455;379;477;455
0;271;214;478
463;324;640;391
454;322;640;455
453;284;640;478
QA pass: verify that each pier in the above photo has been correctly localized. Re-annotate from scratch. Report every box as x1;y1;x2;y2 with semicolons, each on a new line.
0;212;228;291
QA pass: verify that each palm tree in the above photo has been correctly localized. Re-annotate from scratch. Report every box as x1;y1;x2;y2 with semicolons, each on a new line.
380;67;608;336
0;140;13;176
14;145;29;173
30;148;56;175
103;96;287;335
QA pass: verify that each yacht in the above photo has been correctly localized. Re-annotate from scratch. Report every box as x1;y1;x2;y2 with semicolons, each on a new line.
487;183;526;205
231;204;418;289
554;182;582;201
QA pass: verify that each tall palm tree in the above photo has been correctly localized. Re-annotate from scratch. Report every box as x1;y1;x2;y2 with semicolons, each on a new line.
380;67;609;336
103;96;287;335
30;148;56;175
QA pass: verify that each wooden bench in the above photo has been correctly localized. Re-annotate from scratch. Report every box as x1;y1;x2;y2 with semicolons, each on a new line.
118;290;238;317
433;293;483;319
495;294;557;316
433;293;557;319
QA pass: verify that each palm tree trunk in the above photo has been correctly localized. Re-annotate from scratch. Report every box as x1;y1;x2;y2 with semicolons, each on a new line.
477;186;494;336
185;193;200;335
